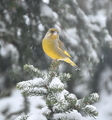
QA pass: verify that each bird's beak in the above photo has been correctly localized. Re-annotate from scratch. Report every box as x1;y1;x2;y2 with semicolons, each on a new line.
53;31;58;35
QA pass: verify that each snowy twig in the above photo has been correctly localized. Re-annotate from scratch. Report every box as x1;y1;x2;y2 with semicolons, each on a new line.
16;63;99;119
24;64;45;78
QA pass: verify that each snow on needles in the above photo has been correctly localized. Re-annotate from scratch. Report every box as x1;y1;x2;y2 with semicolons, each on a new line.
49;77;64;90
17;78;47;88
53;110;87;120
17;78;47;96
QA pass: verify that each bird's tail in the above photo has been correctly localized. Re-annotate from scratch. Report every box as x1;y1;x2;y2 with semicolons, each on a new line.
64;58;81;70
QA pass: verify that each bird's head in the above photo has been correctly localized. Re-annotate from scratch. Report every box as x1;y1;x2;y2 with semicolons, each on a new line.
45;28;59;40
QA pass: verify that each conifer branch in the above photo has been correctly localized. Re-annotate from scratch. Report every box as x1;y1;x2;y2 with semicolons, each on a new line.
84;105;98;117
49;60;60;74
75;93;99;109
75;93;99;117
16;62;99;119
59;73;71;83
47;60;60;84
24;64;45;78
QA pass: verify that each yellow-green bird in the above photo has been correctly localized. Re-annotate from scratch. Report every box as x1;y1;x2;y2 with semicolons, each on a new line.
42;28;80;70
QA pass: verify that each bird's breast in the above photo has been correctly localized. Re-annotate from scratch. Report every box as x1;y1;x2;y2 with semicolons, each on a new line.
42;38;56;54
42;38;66;59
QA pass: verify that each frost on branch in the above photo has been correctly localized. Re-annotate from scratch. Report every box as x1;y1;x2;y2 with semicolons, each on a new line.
75;93;99;117
16;61;99;120
15;115;29;120
16;78;47;96
24;64;45;78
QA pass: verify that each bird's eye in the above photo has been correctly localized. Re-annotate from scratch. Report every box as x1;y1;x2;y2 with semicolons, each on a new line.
50;31;54;33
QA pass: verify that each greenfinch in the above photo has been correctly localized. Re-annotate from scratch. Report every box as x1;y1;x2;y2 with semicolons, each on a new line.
42;28;80;70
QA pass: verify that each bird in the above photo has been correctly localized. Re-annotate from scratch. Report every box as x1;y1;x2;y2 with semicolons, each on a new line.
42;28;81;70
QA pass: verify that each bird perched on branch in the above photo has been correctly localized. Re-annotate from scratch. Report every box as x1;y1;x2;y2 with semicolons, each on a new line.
42;28;80;70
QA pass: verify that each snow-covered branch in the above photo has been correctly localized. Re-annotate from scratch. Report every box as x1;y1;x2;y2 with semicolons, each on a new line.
16;62;99;120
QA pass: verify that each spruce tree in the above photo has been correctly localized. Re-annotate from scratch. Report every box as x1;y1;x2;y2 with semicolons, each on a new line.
16;61;99;120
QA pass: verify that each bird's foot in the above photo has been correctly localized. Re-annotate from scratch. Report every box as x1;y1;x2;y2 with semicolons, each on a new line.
51;59;60;70
52;59;58;63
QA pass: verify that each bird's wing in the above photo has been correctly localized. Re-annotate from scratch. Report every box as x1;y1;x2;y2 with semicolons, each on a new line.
58;40;71;58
